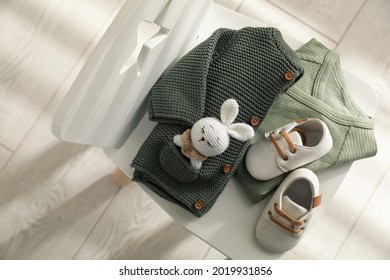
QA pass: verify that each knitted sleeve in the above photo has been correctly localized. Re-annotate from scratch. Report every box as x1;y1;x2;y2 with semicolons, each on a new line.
148;29;234;125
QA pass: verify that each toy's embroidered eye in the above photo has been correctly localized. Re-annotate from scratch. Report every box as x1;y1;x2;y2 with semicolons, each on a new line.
198;135;214;148
206;140;214;148
201;126;205;134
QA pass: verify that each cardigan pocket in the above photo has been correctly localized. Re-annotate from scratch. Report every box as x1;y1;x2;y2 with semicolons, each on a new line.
159;141;200;183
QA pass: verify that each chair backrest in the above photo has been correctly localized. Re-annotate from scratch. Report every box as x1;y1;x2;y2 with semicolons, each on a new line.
52;0;212;148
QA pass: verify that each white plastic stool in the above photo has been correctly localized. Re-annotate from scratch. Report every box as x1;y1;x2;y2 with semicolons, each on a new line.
52;0;377;259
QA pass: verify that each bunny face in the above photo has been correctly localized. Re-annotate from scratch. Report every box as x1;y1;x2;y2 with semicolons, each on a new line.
174;99;255;170
191;117;230;157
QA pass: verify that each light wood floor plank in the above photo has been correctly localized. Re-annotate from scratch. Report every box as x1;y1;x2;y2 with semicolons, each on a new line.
0;0;125;151
333;0;390;259
74;184;212;260
237;0;336;48
269;0;366;42
0;81;118;259
214;0;244;11
204;247;227;260
0;0;125;259
336;166;390;259
0;145;12;172
336;0;390;106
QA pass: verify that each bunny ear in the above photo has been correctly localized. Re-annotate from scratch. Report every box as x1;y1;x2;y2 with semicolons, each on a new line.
220;99;239;125
227;123;255;142
220;99;254;141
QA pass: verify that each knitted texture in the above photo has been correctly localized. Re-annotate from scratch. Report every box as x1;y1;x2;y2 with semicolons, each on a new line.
236;38;377;204
131;27;304;217
148;27;303;125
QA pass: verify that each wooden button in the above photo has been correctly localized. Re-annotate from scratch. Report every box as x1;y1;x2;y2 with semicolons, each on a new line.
223;164;233;174
284;71;295;81
249;116;261;126
193;199;204;210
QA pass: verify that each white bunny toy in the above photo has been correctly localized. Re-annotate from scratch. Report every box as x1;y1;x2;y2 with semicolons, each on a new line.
173;99;255;169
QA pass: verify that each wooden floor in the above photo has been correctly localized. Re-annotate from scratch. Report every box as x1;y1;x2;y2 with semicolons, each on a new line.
1;0;389;259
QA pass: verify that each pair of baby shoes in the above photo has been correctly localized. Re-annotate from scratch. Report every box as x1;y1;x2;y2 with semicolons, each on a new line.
246;118;332;253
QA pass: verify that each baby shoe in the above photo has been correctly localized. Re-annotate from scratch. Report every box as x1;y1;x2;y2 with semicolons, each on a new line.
255;168;321;253
245;118;332;180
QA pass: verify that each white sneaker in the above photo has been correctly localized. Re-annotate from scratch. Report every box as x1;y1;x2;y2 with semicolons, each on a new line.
245;118;332;180
255;168;321;253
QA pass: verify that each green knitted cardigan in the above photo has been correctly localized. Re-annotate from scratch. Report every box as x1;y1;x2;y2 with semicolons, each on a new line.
131;27;304;217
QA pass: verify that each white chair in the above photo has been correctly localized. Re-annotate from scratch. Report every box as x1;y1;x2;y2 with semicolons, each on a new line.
52;0;377;259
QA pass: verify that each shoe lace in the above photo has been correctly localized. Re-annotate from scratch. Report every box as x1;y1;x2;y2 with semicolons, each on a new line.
268;203;304;234
268;128;306;161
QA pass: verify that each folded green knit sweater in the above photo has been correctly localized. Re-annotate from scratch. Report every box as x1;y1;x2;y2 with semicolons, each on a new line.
131;27;304;216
